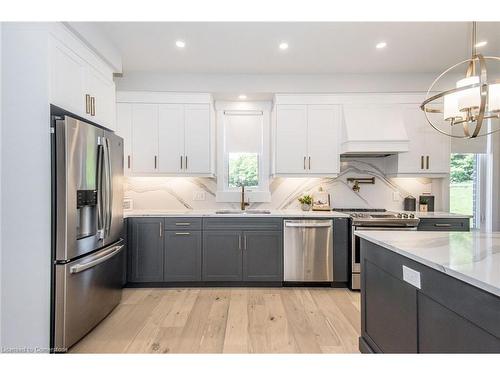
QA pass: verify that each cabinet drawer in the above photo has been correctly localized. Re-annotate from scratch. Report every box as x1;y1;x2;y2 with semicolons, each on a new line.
164;217;202;230
203;217;282;231
418;218;470;231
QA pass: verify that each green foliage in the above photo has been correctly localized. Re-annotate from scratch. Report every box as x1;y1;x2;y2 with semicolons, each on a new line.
450;154;475;183
228;153;259;187
298;195;313;205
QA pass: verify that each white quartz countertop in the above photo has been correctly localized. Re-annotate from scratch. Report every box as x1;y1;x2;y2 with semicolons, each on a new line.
124;209;350;218
355;230;500;297
403;211;473;219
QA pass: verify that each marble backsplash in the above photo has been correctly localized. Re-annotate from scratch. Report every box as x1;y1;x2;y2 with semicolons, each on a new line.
124;159;448;212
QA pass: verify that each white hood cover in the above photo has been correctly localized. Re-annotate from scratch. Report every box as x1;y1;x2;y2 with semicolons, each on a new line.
341;104;409;155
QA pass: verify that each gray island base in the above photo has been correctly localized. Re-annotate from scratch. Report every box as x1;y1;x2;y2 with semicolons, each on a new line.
357;232;500;353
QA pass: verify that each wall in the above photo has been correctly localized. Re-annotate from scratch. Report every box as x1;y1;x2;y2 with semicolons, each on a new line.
0;21;3;348
1;23;51;352
125;158;446;212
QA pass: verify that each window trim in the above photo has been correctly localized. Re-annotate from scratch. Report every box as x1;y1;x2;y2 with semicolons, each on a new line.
215;101;272;203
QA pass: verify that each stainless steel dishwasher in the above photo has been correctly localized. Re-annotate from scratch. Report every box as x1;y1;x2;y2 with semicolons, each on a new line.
283;219;333;282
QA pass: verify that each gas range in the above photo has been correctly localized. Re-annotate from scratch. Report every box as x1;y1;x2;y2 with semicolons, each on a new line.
333;208;420;227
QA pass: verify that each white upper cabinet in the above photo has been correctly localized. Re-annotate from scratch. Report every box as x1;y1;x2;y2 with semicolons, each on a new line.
48;32;116;131
115;103;133;175
49;38;86;116
275;103;340;176
386;104;450;177
275;105;308;174
158;104;184;174
116;92;214;177
132;104;158;174
184;104;211;174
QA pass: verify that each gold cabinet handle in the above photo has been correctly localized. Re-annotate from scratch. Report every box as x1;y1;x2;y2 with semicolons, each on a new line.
90;97;96;116
421;155;424;169
180;155;183;169
85;94;91;114
154;155;157;169
426;155;430;170
127;155;131;169
185;155;188;170
303;156;306;170
308;156;311;170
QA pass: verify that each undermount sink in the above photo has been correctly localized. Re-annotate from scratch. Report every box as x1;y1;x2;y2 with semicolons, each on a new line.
215;209;271;215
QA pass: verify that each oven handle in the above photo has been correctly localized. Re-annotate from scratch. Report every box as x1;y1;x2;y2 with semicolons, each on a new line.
285;222;332;228
354;226;418;231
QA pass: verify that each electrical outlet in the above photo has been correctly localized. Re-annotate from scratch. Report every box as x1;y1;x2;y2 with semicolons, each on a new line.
402;265;421;289
193;191;206;201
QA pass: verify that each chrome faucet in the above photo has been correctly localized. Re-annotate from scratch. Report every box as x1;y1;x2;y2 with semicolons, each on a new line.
241;185;250;211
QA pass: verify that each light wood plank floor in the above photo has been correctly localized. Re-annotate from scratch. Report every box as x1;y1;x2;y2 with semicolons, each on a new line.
70;288;361;354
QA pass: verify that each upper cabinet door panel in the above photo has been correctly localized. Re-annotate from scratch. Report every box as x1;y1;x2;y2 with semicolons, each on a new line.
184;104;211;174
85;65;115;129
275;105;308;174
394;105;427;174
49;38;86;116
116;103;133;175
158;104;184;174
131;104;158;174
423;115;450;174
307;105;341;174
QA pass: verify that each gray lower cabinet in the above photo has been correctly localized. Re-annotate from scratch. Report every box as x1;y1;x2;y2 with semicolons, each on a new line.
164;231;202;281
243;231;282;282
202;230;243;281
128;218;164;282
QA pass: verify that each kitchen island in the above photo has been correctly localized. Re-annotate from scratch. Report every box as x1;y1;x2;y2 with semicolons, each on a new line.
356;230;500;353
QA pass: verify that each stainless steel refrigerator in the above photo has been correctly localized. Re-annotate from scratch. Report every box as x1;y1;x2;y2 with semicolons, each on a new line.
51;115;124;351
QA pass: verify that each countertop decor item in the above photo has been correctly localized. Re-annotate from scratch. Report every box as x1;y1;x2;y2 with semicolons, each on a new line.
298;194;313;211
312;187;331;211
419;194;435;212
420;21;500;139
403;195;416;211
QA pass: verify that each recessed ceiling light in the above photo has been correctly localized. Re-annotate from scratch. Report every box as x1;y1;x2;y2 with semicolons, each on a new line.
376;41;387;49
279;42;289;50
475;41;488;48
238;94;247;100
175;40;186;48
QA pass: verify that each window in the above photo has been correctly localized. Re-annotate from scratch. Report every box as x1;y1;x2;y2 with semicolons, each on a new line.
450;153;484;229
215;103;271;202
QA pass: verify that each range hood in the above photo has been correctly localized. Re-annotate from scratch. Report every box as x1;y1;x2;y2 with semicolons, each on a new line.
341;104;409;156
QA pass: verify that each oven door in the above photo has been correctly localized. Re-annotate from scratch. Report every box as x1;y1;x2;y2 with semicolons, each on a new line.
351;226;417;289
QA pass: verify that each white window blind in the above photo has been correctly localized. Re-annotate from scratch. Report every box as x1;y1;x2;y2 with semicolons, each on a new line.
224;113;263;153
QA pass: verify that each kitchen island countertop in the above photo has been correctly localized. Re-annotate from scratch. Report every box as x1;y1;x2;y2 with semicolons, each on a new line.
355;230;500;297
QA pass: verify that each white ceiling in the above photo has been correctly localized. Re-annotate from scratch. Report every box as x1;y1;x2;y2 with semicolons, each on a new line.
94;22;500;74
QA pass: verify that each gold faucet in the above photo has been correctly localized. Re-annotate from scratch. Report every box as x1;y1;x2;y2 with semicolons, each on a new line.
241;185;250;211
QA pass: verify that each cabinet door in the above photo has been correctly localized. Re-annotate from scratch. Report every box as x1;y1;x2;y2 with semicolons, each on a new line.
164;231;202;282
116;103;133;175
202;231;243;281
307;105;340;174
363;260;418;353
423;116;450;174
158;104;184;174
49;38;86;116
418;293;500;353
395;106;450;175
243;231;282;282
84;65;115;130
184;104;211;174
128;218;164;282
131;104;158;174
275;105;308;174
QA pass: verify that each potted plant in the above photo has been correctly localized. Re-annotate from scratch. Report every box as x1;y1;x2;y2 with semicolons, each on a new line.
298;194;313;211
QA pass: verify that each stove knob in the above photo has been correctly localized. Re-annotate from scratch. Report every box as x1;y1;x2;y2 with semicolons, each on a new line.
403;213;409;218
397;213;403;218
409;213;415;218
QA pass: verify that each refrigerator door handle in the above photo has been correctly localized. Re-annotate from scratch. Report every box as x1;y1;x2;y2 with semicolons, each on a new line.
104;137;113;237
69;244;124;274
96;142;105;239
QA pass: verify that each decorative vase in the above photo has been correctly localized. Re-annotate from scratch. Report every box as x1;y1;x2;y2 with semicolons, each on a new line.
301;203;311;211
